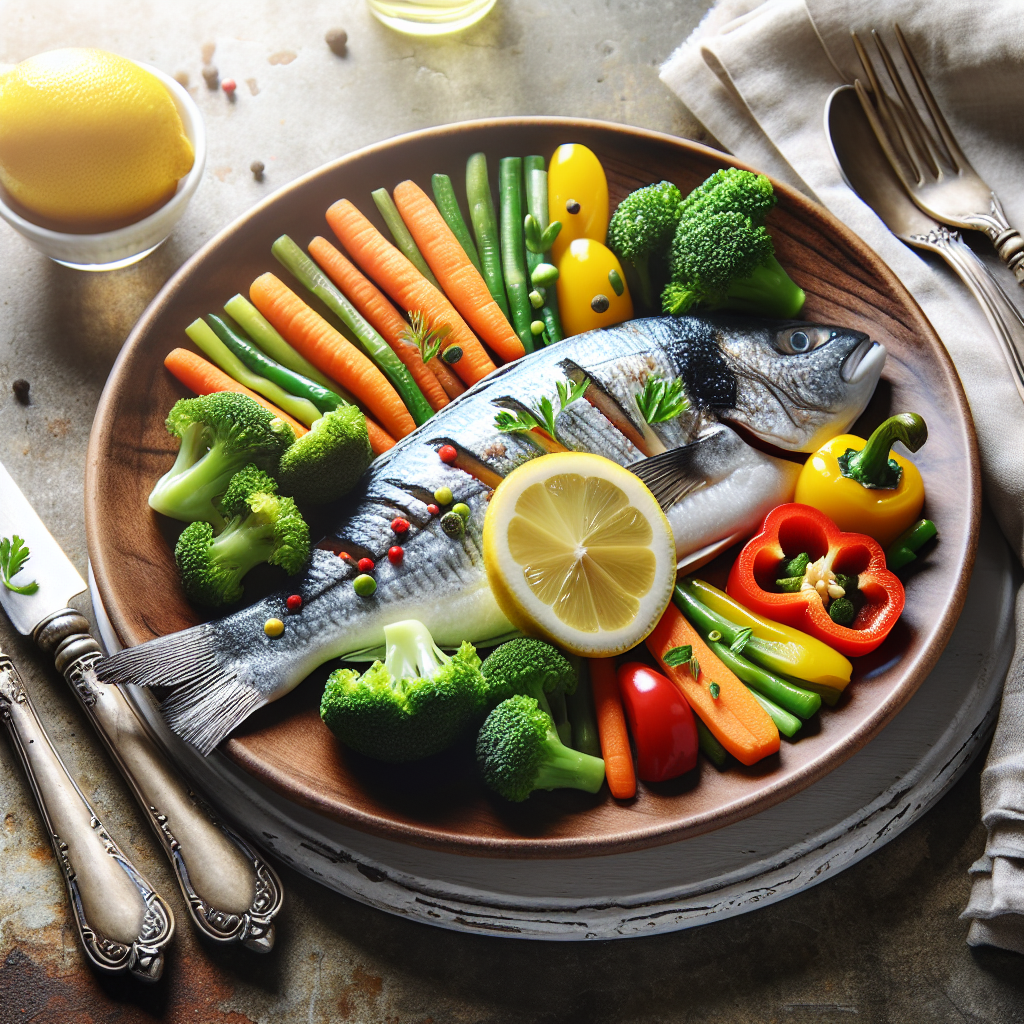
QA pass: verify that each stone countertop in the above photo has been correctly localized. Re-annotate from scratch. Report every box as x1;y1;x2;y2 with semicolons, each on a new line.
0;1;1021;1020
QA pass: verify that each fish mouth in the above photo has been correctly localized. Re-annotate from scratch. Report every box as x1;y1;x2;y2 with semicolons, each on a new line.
842;339;887;384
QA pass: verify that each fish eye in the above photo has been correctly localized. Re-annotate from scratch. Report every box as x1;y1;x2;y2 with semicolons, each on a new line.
776;326;831;355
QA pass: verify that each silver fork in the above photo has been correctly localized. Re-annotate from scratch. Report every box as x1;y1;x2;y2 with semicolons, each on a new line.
852;24;1024;285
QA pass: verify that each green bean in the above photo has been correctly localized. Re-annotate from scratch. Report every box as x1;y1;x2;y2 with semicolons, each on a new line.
431;173;482;273
184;318;321;427
708;639;821;720
524;156;564;345
498;157;534;353
466;152;511;319
749;690;802;738
272;235;435;426
695;718;728;768
223;294;348;396
207;315;344;415
370;187;442;291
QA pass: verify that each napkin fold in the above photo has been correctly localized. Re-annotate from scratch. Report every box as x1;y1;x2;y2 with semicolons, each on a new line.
662;0;1024;954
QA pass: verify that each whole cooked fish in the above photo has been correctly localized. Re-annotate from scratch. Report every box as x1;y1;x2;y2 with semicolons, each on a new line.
98;314;885;753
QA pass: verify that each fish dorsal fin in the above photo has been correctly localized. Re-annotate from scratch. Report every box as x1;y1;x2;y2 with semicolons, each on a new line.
628;431;727;509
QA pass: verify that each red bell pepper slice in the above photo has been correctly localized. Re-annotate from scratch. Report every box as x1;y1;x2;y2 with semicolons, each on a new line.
726;503;904;657
616;662;698;782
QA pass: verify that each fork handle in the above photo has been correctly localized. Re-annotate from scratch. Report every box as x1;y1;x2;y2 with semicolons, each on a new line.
966;194;1024;286
920;226;1024;402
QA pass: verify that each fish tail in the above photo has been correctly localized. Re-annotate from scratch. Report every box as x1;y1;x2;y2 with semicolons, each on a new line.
96;625;267;756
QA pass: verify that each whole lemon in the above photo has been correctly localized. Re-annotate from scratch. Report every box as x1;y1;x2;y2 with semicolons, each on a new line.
0;48;195;231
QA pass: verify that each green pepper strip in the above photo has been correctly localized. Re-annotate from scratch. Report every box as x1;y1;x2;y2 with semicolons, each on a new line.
207;315;345;415
272;235;435;426
708;640;821;720
370;187;442;291
431;173;483;274
523;156;564;345
749;691;802;738
886;518;938;570
695;718;728;769
838;413;928;490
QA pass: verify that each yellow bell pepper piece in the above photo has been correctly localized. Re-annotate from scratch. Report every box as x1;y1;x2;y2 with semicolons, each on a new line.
689;578;852;692
556;238;633;337
794;413;926;548
547;143;608;264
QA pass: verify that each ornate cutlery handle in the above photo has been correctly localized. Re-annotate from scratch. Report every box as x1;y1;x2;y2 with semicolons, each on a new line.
964;194;1024;286
36;610;283;951
0;650;173;981
913;226;1024;404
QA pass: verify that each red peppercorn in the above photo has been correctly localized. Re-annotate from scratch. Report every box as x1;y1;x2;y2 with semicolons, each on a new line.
391;517;410;535
426;504;439;515
438;444;458;464
388;546;404;565
286;594;303;612
357;557;375;573
221;78;237;94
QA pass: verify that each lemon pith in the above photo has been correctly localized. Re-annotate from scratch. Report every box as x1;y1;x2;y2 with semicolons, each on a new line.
0;48;194;230
483;453;676;657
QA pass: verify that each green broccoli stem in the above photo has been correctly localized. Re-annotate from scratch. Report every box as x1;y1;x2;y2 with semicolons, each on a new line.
630;253;656;312
713;254;806;319
148;429;240;528
382;619;449;687
207;513;279;576
838;414;928;490
534;732;606;794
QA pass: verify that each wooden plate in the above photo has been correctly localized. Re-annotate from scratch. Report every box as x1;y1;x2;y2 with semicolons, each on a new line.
86;117;980;858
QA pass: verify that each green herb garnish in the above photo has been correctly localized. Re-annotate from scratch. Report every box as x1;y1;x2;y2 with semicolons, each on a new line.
663;644;692;667
635;375;689;425
709;681;721;699
493;375;589;444
729;627;753;655
402;310;451;365
1;535;39;595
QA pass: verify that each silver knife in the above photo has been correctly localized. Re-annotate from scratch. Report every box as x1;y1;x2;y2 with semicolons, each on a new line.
0;459;283;952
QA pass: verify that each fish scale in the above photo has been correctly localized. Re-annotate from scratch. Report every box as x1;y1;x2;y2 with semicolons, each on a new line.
98;314;885;753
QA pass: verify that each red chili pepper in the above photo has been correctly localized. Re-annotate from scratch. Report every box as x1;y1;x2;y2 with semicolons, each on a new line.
616;662;698;782
285;594;302;612
391;517;410;535
387;546;404;565
726;503;905;657
438;444;458;464
357;557;375;573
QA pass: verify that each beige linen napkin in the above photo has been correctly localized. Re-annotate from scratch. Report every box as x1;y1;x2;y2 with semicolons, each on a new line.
662;0;1024;954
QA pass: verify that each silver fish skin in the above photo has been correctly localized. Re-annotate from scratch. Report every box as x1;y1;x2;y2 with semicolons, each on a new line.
97;314;885;754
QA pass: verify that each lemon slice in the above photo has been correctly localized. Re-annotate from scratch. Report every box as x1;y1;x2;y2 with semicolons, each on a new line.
483;453;676;656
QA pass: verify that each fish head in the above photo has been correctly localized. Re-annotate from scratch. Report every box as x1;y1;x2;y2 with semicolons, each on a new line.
706;316;886;452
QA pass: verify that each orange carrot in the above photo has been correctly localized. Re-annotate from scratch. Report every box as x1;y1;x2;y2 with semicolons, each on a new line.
325;199;497;386
165;347;395;455
392;180;525;364
249;273;415;441
646;605;780;766
164;348;308;437
307;236;450;412
588;658;636;799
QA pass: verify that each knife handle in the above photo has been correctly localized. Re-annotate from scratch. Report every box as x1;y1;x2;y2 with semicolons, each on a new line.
0;651;174;981
36;610;283;952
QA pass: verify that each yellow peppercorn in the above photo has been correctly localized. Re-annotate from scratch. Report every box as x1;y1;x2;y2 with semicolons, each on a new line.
263;617;284;637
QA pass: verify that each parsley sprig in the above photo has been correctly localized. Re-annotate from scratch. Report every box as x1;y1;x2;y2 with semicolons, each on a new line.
635;375;689;425
1;535;39;595
402;310;451;364
494;376;589;444
663;643;701;681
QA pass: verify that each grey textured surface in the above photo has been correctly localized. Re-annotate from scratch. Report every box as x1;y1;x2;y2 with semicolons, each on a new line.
0;0;1021;1019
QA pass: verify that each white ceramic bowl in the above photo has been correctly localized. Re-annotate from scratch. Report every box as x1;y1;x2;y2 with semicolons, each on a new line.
0;61;206;271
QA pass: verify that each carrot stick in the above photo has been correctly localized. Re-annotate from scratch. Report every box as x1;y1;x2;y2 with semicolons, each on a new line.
325;199;497;386
588;658;636;799
646;605;780;766
249;273;416;440
165;347;395;455
164;348;308;436
307;235;451;412
392;180;525;364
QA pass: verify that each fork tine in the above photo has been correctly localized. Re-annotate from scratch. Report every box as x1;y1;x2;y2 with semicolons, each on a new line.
871;30;945;178
851;31;920;183
893;23;970;172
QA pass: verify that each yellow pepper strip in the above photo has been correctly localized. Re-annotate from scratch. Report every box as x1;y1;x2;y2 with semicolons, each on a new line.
688;578;852;692
794;413;926;548
547;143;609;265
556;238;633;337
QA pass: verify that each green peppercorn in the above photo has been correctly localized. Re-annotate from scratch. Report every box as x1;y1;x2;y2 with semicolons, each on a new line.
530;320;545;336
353;574;377;597
440;511;465;539
452;502;471;520
433;486;453;505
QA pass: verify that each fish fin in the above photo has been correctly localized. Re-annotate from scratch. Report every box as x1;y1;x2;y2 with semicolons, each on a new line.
629;434;722;509
96;625;264;756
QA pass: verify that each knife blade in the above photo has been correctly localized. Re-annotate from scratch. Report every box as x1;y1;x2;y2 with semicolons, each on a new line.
0;457;283;951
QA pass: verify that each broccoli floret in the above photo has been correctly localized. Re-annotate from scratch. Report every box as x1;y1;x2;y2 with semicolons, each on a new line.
606;180;682;311
149;392;295;528
476;695;606;802
174;465;310;607
277;405;373;506
480;638;577;745
662;168;805;319
320;620;485;762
